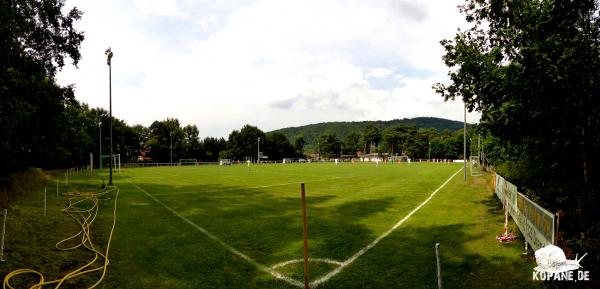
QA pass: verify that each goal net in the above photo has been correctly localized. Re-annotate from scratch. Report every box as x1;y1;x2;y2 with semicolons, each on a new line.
470;155;483;176
283;158;304;163
100;154;121;172
179;159;198;166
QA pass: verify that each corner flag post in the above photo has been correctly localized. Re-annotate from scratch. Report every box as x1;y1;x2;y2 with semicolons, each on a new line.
301;183;309;289
463;103;467;181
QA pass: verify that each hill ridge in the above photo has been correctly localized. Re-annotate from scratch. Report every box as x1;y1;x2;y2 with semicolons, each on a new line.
269;117;468;145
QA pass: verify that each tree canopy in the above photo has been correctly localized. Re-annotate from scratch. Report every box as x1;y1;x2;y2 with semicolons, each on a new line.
435;0;600;265
1;0;84;174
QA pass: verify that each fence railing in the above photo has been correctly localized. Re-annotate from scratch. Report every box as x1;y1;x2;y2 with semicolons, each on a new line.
494;174;555;251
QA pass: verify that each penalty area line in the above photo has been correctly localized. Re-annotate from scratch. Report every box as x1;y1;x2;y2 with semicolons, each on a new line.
309;167;464;287
123;177;305;288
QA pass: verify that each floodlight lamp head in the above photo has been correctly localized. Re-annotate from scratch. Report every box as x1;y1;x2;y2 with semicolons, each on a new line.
105;47;113;65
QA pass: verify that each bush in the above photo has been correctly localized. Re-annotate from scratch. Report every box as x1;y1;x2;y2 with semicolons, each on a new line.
0;168;48;208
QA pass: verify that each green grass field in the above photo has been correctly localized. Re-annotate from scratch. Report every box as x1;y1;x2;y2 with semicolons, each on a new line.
1;163;544;288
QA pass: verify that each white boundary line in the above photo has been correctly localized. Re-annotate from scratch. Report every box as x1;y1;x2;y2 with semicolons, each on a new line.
309;167;463;287
124;167;463;287
271;258;343;270
124;178;305;288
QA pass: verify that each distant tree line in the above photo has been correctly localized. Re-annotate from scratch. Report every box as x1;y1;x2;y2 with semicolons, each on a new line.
2;84;472;172
314;123;471;160
0;0;471;176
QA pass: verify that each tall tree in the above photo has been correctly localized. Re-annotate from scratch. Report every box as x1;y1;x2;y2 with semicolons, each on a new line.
318;134;341;159
265;132;296;160
293;136;306;156
146;118;183;162
1;0;84;173
435;0;600;264
363;124;381;153
182;124;201;159
343;132;361;156
226;124;265;160
201;137;226;161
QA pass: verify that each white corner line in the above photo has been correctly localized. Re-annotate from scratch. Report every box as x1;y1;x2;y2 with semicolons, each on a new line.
271;258;344;270
123;167;463;288
124;177;305;288
310;167;464;287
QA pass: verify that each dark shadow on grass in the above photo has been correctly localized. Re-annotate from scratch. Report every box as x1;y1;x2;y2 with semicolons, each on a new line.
318;223;543;289
480;193;505;216
111;177;400;288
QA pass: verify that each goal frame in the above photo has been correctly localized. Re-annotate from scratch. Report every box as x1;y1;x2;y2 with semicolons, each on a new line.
178;158;198;166
470;155;483;176
100;154;121;172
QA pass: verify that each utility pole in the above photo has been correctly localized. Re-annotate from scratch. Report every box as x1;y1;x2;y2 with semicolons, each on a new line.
98;118;102;169
428;139;431;162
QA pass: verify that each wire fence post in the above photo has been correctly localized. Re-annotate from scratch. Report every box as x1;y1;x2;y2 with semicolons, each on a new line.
44;187;47;217
435;243;442;289
1;209;7;261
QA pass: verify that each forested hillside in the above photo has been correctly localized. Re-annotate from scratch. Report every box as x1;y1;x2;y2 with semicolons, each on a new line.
270;117;467;145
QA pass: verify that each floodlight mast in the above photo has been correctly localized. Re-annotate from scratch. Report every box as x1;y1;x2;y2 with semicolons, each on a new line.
428;139;431;161
257;137;260;164
170;131;173;164
98;118;102;169
105;47;113;185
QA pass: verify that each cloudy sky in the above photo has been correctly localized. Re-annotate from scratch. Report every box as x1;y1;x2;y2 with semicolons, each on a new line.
57;0;479;138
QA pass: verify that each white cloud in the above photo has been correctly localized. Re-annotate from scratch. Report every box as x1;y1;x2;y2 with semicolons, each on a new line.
194;14;218;32
57;0;479;138
367;68;394;79
135;0;187;18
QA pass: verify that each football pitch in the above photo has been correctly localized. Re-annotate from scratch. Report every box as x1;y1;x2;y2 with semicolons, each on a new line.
117;162;462;288
3;162;542;288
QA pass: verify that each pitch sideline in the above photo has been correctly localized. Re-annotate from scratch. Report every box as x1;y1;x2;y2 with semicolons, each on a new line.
309;167;463;287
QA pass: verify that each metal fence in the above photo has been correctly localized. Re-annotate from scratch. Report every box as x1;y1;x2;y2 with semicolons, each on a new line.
494;174;555;251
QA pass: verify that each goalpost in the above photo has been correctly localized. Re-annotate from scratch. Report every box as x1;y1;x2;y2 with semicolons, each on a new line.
100;154;121;172
470;155;483;176
179;159;198;166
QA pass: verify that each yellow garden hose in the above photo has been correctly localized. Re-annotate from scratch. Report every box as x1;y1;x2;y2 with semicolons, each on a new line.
3;185;120;289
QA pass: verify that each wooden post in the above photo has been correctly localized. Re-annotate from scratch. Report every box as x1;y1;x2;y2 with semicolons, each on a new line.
435;243;442;289
555;210;561;246
44;187;47;216
301;183;309;289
